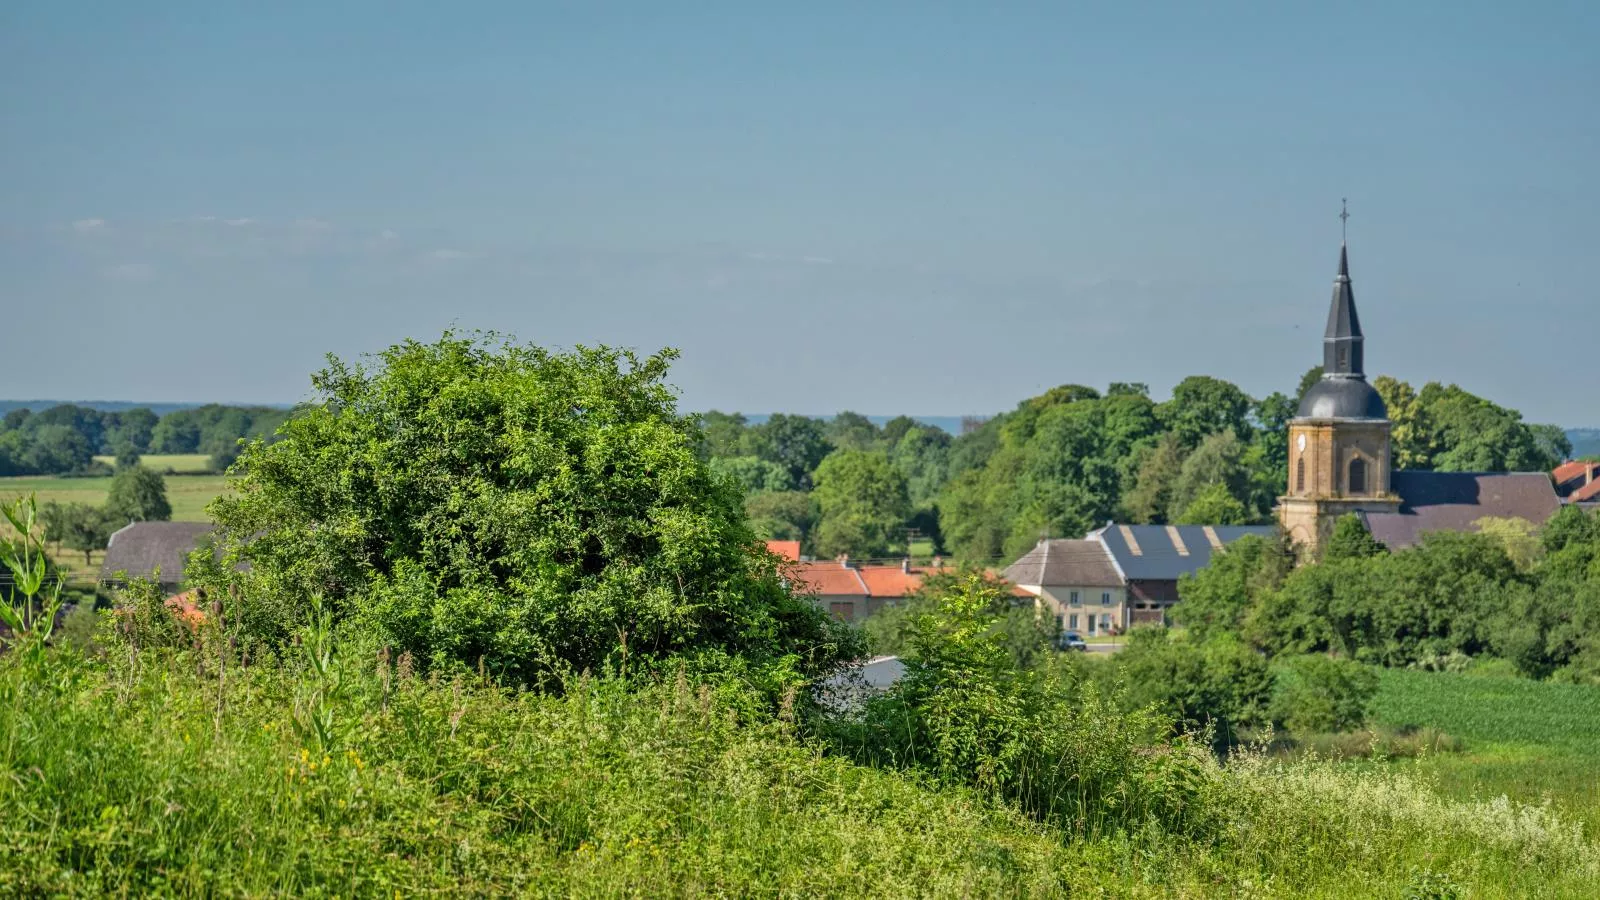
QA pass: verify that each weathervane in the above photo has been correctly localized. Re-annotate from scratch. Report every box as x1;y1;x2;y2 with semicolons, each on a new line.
1340;198;1349;243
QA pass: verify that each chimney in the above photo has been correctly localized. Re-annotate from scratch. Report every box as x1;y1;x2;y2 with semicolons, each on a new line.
901;558;911;574
932;555;943;568
838;553;850;568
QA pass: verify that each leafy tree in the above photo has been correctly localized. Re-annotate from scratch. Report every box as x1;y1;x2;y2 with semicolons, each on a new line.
60;503;114;566
105;465;172;524
1174;482;1250;525
1106;382;1149;398
1159;376;1253;449
197;332;861;686
22;425;93;474
1168;429;1253;522
826;411;880;452
879;415;920;448
107;407;159;454
112;443;142;470
1269;655;1378;734
1473;516;1542;573
1249;391;1297;476
1529;424;1574;466
811;449;911;558
744;490;817;547
890;426;952;508
709;455;795;494
1111;628;1272;747
1122;434;1186;524
1323;514;1386;562
743;414;831;491
697;410;748;458
1419;383;1558;472
1372;376;1436;469
1295;366;1324;404
1173;533;1292;643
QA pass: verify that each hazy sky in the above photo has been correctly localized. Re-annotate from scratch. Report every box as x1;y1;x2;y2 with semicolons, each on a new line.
2;2;1595;425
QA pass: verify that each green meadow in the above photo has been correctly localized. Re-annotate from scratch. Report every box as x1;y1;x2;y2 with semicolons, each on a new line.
1364;667;1600;834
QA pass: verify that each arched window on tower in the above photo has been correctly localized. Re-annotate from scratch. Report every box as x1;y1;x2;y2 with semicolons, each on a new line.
1349;457;1367;495
1296;457;1306;494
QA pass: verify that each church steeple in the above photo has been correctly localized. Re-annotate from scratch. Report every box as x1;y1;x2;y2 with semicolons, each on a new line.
1323;241;1364;377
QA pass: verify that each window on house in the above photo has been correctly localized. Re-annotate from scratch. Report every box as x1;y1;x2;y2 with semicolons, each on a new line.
1069;591;1080;606
1068;614;1078;630
1101;591;1111;605
828;601;853;621
1099;613;1112;632
1349;457;1367;494
1296;457;1306;493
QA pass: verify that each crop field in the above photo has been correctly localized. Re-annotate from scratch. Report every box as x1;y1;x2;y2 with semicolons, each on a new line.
0;471;229;524
1365;667;1600;834
91;453;215;474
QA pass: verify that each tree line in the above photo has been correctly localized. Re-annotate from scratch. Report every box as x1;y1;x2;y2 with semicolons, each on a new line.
1176;506;1600;683
699;367;1570;562
0;403;291;476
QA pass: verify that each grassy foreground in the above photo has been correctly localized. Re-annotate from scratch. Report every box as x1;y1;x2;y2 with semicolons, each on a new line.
1366;667;1600;835
2;634;1597;897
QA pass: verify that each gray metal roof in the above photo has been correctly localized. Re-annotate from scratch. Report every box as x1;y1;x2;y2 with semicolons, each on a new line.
1323;243;1365;377
100;521;216;584
1360;471;1562;550
1004;539;1122;588
1297;242;1387;420
1091;524;1277;581
1297;376;1388;420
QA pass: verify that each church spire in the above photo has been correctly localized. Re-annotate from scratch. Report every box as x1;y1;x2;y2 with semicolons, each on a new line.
1323;203;1364;377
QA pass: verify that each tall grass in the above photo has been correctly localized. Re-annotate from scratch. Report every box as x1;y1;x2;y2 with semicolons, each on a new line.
3;633;1599;896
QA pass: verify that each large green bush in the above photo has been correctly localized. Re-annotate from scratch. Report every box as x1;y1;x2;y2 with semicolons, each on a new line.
1270;654;1380;734
195;333;861;687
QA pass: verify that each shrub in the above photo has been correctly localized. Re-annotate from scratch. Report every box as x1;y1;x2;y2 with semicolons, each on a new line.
1271;654;1379;734
193;333;862;689
1107;628;1273;747
833;573;1215;838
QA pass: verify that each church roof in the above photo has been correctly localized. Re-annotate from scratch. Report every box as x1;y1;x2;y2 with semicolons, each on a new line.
1297;376;1388;420
1297;240;1386;420
1359;471;1562;550
1090;524;1277;582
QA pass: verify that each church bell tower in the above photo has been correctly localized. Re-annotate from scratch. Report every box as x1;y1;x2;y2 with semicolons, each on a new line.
1277;222;1400;553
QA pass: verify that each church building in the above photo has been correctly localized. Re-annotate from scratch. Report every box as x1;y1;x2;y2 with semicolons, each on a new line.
1276;238;1560;552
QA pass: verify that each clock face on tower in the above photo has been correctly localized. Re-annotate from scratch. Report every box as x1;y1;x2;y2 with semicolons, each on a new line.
1297;434;1307;453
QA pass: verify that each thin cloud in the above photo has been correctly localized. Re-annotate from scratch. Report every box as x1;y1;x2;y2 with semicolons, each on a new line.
105;262;156;281
73;218;107;233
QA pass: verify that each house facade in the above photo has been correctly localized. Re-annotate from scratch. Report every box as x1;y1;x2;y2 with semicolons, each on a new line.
1005;525;1274;632
1003;539;1126;636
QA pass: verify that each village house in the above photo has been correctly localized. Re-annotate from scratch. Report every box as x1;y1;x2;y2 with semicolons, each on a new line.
99;521;217;595
1005;525;1274;632
1554;459;1600;508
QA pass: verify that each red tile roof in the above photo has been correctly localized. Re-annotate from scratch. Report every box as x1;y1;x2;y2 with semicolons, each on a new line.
789;562;869;596
786;559;1030;600
857;566;924;598
764;540;802;561
1572;479;1600;503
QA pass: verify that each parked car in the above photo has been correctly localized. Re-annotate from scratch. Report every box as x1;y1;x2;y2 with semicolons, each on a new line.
1057;631;1087;652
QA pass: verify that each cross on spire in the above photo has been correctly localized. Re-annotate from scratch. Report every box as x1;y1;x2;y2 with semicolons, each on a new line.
1340;198;1349;243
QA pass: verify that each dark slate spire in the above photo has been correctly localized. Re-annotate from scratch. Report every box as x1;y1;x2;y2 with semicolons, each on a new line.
1323;242;1364;376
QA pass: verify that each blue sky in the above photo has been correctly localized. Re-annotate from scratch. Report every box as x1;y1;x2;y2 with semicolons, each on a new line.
2;1;1595;425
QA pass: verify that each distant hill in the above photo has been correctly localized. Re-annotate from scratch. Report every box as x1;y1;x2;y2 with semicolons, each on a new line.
0;400;289;416
1569;429;1600;460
